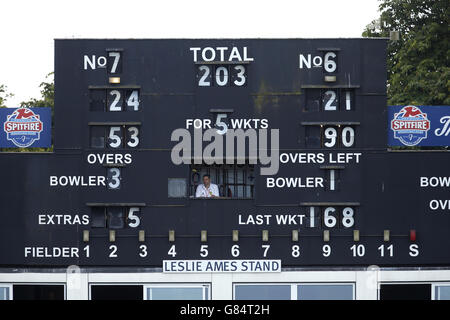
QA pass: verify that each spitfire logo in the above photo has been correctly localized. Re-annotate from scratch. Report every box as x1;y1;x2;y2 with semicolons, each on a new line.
391;106;430;146
3;108;43;147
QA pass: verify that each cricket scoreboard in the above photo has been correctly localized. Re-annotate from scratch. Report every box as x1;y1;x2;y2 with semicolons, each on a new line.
0;39;449;269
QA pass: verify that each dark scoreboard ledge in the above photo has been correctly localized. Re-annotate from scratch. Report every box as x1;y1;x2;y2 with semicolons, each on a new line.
319;165;346;169
300;121;361;126
300;202;360;206
86;203;146;207
300;84;360;89
88;121;142;126
194;61;251;65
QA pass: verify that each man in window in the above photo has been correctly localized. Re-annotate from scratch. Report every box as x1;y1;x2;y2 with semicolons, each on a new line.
195;174;219;198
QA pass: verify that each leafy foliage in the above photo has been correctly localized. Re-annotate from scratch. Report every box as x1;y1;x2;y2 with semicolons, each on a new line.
0;84;14;108
363;0;449;105
20;72;54;109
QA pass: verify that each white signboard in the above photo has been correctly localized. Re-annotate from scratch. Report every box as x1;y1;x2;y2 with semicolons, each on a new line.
163;260;281;273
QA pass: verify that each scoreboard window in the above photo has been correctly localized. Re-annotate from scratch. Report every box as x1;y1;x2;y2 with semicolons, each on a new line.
168;178;187;198
0;286;11;300
380;284;431;300
234;283;354;300
434;285;450;300
90;285;142;300
297;284;354;300
145;285;210;300
12;284;65;300
190;164;255;198
234;284;291;300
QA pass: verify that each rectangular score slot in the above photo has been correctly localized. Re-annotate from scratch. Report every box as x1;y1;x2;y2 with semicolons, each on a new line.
89;89;140;112
89;207;142;230
306;206;320;228
322;51;338;74
90;126;106;149
341;90;354;111
197;64;247;87
89;125;140;149
305;126;321;148
107;207;125;229
305;89;321;112
324;169;340;191
107;167;122;190
107;89;124;111
320;207;356;229
90;207;106;228
305;88;355;112
321;125;356;148
107;51;122;75
89;89;106;112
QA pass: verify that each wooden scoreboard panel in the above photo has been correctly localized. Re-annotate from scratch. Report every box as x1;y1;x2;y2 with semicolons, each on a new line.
0;39;449;268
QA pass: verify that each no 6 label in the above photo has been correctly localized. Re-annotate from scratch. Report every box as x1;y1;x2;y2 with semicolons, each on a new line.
299;51;337;73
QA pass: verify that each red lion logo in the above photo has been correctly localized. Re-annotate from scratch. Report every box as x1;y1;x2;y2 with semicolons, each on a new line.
14;108;36;119
400;106;424;118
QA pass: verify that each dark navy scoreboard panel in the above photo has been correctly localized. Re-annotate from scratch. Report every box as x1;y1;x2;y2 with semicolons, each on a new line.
0;39;449;268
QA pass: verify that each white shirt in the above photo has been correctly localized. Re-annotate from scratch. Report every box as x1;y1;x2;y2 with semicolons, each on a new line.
195;183;219;198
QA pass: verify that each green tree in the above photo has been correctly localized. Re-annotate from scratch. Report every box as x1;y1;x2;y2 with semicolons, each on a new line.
363;0;449;105
0;84;14;108
20;72;54;109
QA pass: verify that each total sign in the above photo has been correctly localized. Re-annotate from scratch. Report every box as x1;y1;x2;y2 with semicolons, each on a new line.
1;107;52;148
388;105;450;147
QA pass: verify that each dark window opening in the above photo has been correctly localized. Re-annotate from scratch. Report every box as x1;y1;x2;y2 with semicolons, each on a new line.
380;284;431;300
91;285;143;300
13;284;64;300
190;164;255;199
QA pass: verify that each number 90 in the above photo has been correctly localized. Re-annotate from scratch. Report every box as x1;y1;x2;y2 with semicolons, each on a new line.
323;126;355;148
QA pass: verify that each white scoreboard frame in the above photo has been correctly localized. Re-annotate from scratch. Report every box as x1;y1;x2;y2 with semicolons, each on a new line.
1;268;450;300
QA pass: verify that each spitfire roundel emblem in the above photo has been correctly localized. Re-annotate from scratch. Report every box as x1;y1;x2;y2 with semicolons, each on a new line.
391;106;430;146
3;108;44;147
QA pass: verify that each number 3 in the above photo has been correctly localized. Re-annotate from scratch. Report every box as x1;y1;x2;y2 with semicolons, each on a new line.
127;127;139;147
233;65;246;86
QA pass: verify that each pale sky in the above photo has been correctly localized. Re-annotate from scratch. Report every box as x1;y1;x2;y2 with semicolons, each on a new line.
0;0;380;107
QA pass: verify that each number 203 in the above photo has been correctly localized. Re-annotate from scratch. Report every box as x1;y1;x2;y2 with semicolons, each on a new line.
197;65;247;87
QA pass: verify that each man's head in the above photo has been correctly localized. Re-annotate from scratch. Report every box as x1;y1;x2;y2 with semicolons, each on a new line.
202;174;211;186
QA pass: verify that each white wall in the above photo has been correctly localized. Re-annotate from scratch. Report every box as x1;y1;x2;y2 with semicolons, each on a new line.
1;268;449;300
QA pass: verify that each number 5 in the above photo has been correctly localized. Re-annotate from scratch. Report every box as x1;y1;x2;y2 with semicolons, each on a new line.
127;207;140;228
200;245;208;257
215;113;228;135
108;127;122;148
